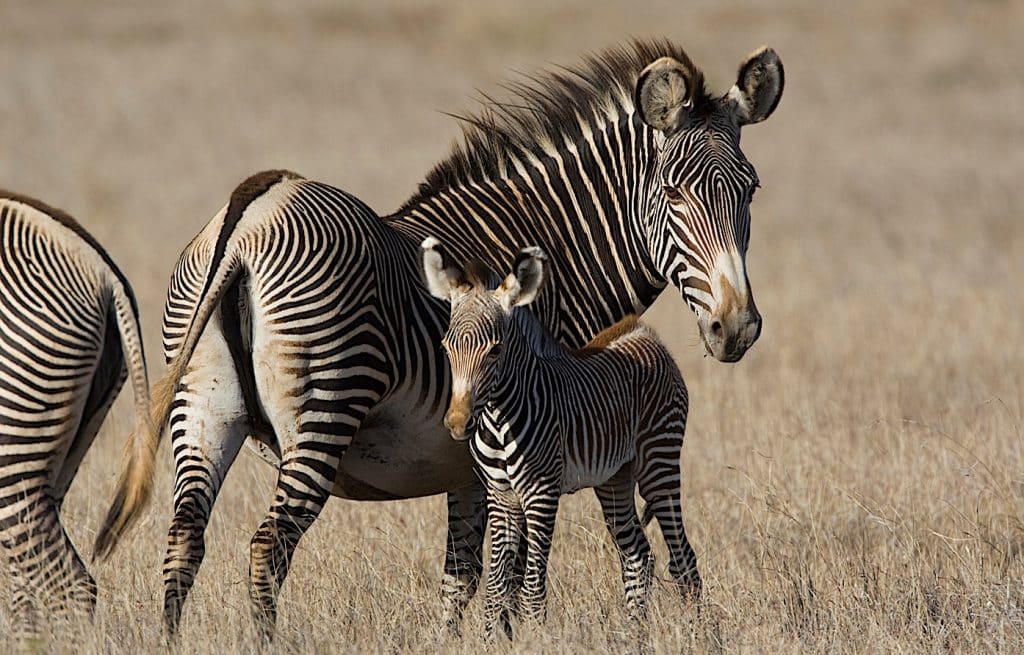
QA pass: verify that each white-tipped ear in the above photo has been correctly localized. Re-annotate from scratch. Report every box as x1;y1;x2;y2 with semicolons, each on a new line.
634;57;696;135
728;46;784;125
421;237;467;300
496;246;548;310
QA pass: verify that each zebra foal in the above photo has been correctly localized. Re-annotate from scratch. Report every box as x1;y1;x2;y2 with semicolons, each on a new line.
0;192;152;637
423;237;698;636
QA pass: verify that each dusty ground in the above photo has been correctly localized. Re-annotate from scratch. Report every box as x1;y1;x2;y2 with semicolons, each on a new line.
1;1;1022;652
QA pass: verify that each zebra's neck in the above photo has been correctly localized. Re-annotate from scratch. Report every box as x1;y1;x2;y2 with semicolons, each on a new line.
388;112;668;347
478;308;561;426
507;307;563;362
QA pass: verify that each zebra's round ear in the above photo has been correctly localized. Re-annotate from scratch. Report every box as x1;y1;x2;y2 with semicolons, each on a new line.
421;237;468;300
497;246;548;310
728;46;784;125
635;57;695;135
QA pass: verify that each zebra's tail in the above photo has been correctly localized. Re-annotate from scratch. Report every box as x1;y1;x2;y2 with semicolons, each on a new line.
93;172;299;561
94;250;245;562
92;277;156;561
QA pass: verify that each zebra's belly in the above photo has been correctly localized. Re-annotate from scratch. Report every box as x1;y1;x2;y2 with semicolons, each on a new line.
331;392;477;500
561;455;632;494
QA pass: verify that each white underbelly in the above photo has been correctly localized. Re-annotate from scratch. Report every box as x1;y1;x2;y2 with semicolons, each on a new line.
336;390;476;498
247;384;477;500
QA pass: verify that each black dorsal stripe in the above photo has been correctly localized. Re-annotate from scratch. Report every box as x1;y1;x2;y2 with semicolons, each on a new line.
197;169;304;307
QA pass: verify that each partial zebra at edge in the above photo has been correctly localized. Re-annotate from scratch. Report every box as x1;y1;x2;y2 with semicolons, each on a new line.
0;190;151;638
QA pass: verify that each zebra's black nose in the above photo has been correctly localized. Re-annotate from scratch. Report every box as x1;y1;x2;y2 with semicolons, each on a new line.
702;306;761;363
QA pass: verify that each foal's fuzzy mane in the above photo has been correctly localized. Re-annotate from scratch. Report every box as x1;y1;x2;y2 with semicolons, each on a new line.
397;38;710;212
573;314;643;358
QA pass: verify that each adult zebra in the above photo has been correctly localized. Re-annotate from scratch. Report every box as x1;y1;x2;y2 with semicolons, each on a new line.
94;39;783;639
0;192;152;637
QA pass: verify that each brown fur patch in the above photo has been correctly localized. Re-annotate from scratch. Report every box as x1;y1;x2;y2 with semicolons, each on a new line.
574;314;641;357
717;273;741;316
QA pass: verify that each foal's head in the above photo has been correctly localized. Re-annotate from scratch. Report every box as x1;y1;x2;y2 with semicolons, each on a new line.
422;237;548;441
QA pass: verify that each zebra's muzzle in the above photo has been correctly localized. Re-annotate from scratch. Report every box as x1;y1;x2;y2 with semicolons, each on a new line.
700;307;762;363
444;398;474;441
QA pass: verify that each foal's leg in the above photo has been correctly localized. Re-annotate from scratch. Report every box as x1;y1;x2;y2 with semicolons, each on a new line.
518;489;560;625
637;451;701;599
595;469;654;619
483;490;522;640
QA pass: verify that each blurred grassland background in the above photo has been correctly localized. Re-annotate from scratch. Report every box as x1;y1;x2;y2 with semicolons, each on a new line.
1;1;1023;652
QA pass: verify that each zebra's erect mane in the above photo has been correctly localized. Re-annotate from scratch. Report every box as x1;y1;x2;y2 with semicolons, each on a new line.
463;259;500;288
398;38;711;212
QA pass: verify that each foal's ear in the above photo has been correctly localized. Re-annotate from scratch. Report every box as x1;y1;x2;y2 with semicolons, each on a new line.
728;46;784;125
635;57;696;135
496;246;548;310
421;237;468;300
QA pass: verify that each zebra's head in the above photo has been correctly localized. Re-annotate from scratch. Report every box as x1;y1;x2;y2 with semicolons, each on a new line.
635;47;783;362
422;237;547;441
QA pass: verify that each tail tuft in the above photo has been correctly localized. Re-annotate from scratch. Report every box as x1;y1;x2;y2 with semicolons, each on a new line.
93;446;149;561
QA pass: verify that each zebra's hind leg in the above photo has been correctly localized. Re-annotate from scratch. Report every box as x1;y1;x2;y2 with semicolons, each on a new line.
441;482;487;633
162;327;249;639
245;274;389;641
247;363;382;640
595;470;654;620
1;373;96;638
248;442;351;642
1;487;96;639
637;463;701;600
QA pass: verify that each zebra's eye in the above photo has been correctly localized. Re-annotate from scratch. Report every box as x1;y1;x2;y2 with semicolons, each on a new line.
662;185;685;202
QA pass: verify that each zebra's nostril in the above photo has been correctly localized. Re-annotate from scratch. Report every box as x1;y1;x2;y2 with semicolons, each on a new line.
710;320;723;338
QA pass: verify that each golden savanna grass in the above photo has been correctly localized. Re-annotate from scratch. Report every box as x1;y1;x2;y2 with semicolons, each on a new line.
2;1;1022;652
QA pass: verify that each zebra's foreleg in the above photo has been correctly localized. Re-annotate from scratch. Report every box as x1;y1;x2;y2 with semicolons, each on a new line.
595;471;654;619
483;490;521;641
441;482;487;633
518;490;559;626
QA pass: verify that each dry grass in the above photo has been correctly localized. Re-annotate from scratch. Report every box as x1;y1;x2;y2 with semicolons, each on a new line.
2;0;1023;652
